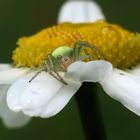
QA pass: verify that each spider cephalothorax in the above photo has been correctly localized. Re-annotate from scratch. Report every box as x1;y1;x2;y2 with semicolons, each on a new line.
29;41;103;84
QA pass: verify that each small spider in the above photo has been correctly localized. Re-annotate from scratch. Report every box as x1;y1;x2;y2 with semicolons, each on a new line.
29;41;104;84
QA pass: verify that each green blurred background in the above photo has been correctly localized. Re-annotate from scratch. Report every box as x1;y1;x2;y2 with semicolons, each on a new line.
0;0;140;139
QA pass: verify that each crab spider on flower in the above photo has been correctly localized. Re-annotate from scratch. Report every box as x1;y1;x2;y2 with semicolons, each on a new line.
7;41;113;117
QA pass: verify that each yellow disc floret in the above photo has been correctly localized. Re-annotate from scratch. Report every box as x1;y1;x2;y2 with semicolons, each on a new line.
13;20;140;68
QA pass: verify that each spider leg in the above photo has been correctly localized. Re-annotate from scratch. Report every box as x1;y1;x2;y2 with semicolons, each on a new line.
50;71;67;85
74;41;104;60
73;42;84;61
47;54;67;85
29;67;45;83
48;54;66;71
77;54;94;61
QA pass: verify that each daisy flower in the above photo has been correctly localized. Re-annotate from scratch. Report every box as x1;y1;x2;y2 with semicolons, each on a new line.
1;20;140;127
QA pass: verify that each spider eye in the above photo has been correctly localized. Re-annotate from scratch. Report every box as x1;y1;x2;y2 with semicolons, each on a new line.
61;56;70;62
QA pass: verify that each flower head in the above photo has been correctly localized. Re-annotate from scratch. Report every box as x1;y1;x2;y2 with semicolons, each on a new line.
13;20;140;68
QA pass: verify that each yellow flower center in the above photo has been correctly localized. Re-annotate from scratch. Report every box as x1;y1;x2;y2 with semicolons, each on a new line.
12;20;140;68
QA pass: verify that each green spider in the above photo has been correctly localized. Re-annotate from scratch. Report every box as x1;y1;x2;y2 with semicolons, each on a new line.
29;41;103;84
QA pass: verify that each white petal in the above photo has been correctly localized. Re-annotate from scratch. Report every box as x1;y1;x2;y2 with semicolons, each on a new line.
0;64;12;70
7;70;82;118
67;60;113;83
20;73;63;109
7;78;29;111
101;68;140;116
35;80;81;118
0;85;30;128
7;72;63;116
0;64;29;84
127;65;140;77
58;0;105;23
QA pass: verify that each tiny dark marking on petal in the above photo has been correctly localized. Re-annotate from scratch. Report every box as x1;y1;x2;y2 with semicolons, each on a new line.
120;73;125;75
